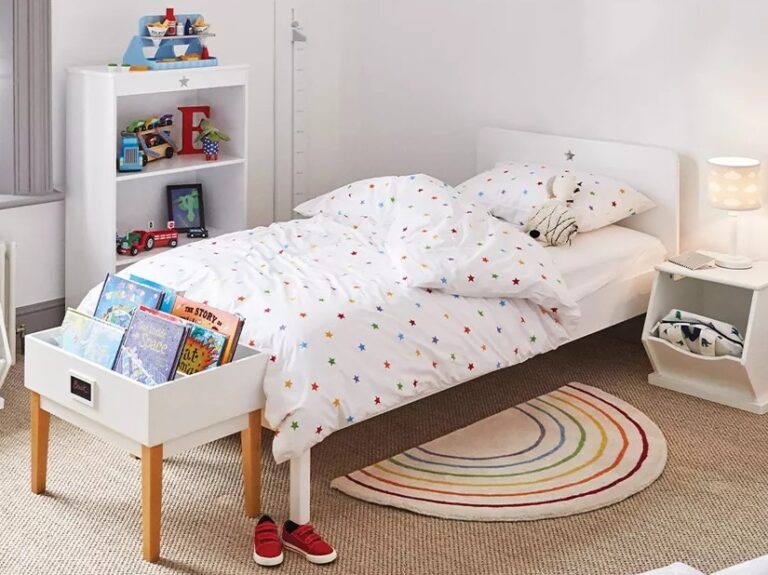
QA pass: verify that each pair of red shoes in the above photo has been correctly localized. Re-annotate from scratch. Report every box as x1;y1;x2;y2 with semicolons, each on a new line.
253;515;337;567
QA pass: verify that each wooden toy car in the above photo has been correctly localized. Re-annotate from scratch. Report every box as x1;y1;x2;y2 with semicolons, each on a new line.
127;120;146;133
186;227;209;239
118;114;178;171
117;228;179;256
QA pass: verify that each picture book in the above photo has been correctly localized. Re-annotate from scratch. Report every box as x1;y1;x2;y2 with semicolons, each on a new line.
113;306;189;386
60;308;126;369
177;324;229;375
129;274;179;313
94;274;164;329
171;296;245;363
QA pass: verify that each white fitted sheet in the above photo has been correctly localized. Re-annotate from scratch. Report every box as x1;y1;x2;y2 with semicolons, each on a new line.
549;225;667;301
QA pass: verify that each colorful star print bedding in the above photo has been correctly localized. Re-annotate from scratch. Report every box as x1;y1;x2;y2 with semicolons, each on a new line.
80;177;580;463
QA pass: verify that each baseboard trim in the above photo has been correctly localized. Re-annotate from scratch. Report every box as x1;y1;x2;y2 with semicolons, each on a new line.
16;298;65;349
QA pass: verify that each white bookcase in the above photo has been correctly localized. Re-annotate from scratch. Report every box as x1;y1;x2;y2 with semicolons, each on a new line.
65;65;249;307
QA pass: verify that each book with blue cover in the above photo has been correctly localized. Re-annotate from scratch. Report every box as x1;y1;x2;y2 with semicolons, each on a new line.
94;274;164;328
113;306;189;386
129;274;179;313
59;308;125;369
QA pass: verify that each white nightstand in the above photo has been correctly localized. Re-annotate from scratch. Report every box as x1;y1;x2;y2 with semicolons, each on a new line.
642;261;768;413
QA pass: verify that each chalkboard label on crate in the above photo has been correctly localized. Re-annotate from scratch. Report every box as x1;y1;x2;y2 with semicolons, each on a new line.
70;375;95;407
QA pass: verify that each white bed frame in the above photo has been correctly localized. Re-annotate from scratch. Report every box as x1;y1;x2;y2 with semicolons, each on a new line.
287;128;680;523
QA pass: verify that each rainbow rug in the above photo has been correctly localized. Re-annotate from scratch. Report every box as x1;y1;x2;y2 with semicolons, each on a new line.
331;384;667;521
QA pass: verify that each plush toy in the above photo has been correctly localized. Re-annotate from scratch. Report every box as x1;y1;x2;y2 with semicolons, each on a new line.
523;174;580;246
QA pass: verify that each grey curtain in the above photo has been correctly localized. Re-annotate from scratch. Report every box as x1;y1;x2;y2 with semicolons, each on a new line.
12;0;51;195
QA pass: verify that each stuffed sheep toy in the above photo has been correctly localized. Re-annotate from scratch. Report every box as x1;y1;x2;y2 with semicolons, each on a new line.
523;174;580;246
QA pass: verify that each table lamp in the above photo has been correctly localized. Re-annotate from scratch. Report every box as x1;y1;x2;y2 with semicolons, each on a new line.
708;156;762;270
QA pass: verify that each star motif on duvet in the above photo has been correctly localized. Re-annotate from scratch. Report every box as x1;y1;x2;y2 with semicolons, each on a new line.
123;185;577;464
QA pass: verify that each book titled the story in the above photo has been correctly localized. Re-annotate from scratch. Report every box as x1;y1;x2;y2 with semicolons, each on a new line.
171;296;245;363
113;306;188;386
177;324;229;375
59;308;126;369
94;274;164;329
129;274;179;313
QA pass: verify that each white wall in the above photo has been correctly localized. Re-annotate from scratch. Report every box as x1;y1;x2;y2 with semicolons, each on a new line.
51;0;275;227
0;201;64;308
304;0;768;258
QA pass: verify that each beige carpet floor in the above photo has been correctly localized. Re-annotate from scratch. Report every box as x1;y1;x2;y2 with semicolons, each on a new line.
1;320;767;575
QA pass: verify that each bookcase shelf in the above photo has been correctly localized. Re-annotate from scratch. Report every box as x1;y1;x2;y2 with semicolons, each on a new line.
115;154;245;183
65;65;249;307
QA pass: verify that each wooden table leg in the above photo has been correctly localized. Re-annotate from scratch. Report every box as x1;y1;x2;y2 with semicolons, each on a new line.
30;392;50;495
241;410;261;518
141;444;163;563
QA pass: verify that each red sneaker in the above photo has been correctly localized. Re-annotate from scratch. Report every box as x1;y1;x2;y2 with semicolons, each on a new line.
253;515;284;567
281;521;338;564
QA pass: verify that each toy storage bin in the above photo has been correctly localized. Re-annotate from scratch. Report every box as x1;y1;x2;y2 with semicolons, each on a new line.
642;266;768;414
25;326;268;562
25;327;267;457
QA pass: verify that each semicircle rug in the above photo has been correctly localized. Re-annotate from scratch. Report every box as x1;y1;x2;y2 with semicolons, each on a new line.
331;383;667;521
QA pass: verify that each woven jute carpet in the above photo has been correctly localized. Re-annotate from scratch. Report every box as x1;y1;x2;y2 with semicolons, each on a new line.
1;320;768;575
332;383;667;521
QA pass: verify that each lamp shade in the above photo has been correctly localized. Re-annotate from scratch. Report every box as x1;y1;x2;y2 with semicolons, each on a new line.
708;157;762;211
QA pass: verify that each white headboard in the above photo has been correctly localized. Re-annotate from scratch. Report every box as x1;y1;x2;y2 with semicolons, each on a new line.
477;128;680;256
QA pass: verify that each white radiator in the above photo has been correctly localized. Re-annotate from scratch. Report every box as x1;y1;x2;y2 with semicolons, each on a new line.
0;241;15;409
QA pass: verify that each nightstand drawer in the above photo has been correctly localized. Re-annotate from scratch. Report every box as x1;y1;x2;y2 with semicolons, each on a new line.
644;335;750;394
25;327;267;449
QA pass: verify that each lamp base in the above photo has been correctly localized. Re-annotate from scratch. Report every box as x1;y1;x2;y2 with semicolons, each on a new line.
715;253;753;270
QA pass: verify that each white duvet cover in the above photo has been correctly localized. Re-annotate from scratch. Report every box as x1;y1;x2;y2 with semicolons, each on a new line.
82;208;579;464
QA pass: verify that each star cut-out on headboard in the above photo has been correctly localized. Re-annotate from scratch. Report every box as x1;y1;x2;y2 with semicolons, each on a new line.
565;150;575;161
179;76;190;88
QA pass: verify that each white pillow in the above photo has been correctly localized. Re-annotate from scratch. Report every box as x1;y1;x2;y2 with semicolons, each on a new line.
456;161;655;232
455;162;557;227
555;168;656;232
294;174;452;226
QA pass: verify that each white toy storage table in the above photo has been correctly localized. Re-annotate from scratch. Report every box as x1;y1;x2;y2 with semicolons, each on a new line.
24;327;268;562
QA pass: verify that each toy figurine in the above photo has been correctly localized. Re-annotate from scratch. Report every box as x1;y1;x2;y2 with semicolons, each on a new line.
195;119;230;161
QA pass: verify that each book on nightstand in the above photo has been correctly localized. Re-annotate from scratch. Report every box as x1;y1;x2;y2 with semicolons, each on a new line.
60;308;126;369
113;306;189;386
171;295;245;363
94;274;165;328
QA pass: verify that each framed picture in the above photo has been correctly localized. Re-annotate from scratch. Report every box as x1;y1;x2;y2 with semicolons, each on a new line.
167;184;205;232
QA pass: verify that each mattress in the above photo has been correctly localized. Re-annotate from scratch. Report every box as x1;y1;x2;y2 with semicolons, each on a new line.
548;225;667;301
